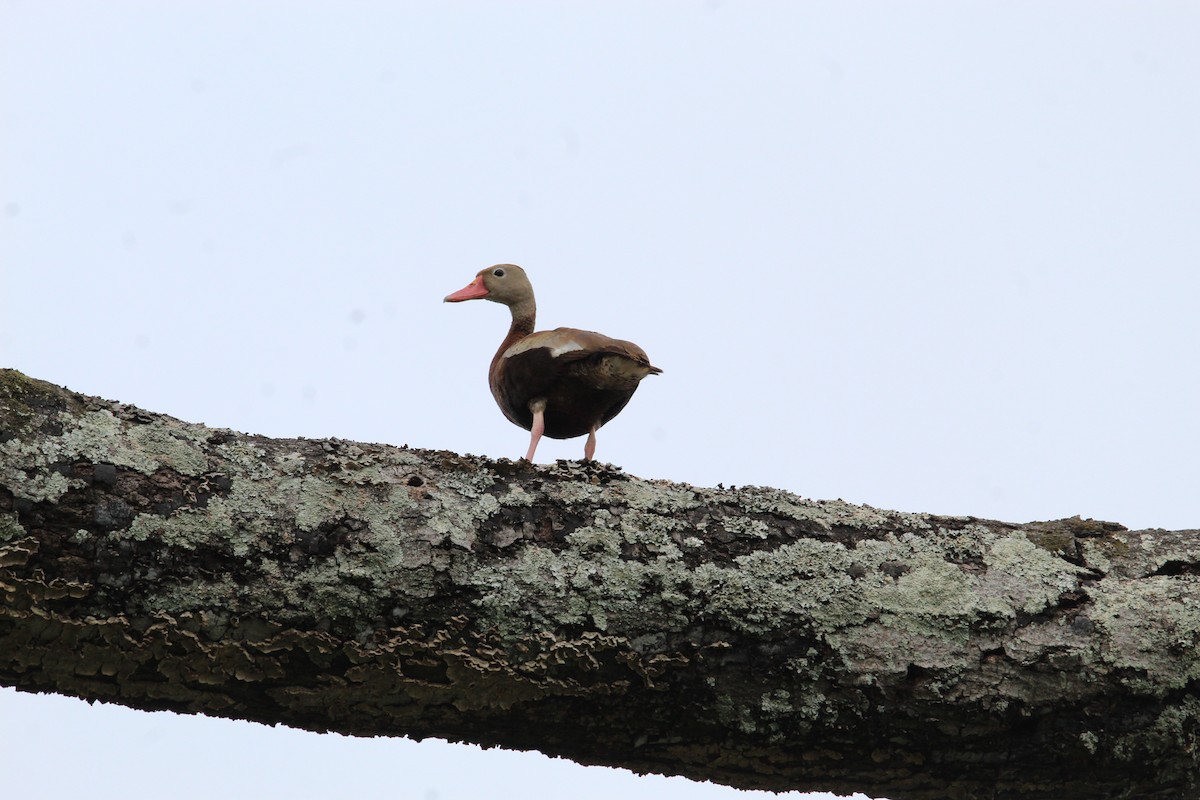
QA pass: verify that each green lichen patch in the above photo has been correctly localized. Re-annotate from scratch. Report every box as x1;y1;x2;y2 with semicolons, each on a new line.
982;533;1090;615
0;406;210;502
695;540;858;635
0;438;72;502
890;558;975;615
1091;575;1200;691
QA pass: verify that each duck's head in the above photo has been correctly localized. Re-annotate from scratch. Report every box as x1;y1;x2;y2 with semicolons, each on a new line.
444;264;534;308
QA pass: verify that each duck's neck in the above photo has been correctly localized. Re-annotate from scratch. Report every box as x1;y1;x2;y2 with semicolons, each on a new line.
493;298;536;365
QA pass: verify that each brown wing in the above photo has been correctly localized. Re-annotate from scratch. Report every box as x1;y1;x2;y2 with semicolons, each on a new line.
506;328;661;372
495;327;660;438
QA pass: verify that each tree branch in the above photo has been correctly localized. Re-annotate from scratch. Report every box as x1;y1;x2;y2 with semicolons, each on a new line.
2;368;1198;799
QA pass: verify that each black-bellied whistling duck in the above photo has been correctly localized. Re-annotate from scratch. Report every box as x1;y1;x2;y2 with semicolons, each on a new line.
444;264;661;462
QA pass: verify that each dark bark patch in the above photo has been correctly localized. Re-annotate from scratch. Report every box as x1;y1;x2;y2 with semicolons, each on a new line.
1152;560;1200;578
290;515;370;559
66;462;232;524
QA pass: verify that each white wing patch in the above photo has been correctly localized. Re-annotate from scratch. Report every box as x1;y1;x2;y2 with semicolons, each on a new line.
504;333;585;360
549;340;585;357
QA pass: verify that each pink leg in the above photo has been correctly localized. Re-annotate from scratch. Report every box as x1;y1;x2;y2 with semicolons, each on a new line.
583;425;597;461
524;406;545;461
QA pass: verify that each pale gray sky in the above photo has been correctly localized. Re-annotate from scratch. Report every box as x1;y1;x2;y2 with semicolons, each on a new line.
3;3;1198;799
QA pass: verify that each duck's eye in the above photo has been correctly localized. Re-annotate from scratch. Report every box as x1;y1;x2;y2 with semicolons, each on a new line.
492;268;506;278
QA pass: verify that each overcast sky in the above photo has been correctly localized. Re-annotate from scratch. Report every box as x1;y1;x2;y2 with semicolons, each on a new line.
3;3;1198;799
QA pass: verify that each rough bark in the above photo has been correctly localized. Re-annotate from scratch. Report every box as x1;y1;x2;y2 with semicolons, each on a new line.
1;368;1198;799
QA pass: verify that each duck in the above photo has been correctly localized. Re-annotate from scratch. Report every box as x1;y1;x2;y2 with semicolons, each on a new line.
444;264;661;462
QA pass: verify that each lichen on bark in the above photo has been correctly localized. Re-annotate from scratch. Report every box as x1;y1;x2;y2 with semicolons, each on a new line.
2;368;1200;800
